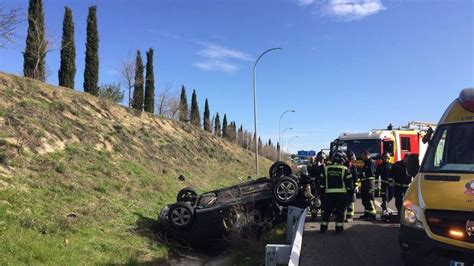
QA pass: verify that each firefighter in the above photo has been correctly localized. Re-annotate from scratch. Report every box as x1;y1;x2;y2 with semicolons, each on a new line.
307;156;314;175
391;154;414;215
375;152;394;218
320;151;354;234
345;151;358;222
310;151;327;191
359;150;377;220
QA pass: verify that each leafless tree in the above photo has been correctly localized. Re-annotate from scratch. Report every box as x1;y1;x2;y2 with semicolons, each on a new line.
120;52;135;108
157;84;180;120
0;7;22;49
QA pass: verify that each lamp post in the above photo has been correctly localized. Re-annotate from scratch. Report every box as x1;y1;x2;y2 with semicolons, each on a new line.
287;136;298;154
253;47;282;176
280;127;292;159
278;110;295;160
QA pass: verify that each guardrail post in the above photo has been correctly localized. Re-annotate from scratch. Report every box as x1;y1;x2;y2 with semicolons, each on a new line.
266;206;308;266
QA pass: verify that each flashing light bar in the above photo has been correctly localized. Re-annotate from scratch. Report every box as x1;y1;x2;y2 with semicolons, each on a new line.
459;88;474;112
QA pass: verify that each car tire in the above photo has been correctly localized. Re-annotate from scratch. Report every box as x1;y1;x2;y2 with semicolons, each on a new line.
269;161;292;179
167;202;195;230
176;187;198;204
273;176;299;205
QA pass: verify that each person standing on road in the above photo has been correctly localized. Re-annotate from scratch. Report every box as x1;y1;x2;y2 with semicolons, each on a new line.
391;154;414;215
307;156;315;175
375;152;394;217
345;151;358;222
310;151;327;193
319;151;354;234
359;150;377;220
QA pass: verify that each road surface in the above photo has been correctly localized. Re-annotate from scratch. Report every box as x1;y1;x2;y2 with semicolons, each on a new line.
300;198;403;266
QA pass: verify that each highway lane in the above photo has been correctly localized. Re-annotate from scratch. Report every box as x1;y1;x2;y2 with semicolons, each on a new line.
300;198;403;266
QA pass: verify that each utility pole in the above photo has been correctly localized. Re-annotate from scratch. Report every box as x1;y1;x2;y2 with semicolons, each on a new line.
253;47;281;176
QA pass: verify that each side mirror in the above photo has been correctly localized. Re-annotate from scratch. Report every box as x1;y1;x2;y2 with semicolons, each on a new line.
406;154;420;177
422;127;434;144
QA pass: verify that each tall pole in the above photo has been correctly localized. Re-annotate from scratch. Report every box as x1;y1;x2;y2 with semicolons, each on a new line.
278;110;295;160
253;47;281;176
287;136;298;154
280;127;292;158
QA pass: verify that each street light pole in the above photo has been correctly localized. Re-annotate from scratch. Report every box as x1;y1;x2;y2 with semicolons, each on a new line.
280;127;292;157
253;47;281;176
278;110;295;160
287;136;298;154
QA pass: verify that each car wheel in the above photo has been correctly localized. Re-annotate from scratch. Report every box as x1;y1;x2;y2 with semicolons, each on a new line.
176;187;198;204
269;161;292;179
168;202;195;230
273;176;299;204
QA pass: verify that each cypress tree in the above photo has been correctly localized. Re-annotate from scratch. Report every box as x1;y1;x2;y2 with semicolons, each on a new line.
258;137;263;151
83;6;99;95
203;98;211;132
58;6;76;89
238;125;244;146
222;114;228;138
23;0;46;81
179;85;188;122
214;113;221;137
190;89;200;127
131;50;144;111
144;48;155;113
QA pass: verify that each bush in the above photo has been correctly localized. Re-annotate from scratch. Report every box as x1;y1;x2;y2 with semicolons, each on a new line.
98;83;124;103
55;162;66;173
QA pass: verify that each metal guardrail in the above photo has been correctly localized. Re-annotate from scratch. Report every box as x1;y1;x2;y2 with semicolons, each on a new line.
265;206;308;266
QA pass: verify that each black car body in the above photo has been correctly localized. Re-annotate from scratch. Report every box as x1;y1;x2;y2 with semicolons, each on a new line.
158;161;319;247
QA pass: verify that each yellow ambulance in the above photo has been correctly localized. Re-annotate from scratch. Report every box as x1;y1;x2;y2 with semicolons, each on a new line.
399;88;474;265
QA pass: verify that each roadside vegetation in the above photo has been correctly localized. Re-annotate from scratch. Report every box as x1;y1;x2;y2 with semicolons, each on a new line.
0;72;273;264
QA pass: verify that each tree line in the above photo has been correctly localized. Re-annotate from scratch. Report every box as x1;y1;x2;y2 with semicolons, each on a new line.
20;0;282;161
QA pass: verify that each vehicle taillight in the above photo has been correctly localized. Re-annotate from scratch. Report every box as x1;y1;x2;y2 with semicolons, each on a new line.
459;88;474;112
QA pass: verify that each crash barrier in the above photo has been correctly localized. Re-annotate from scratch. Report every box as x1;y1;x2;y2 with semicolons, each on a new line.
265;206;309;266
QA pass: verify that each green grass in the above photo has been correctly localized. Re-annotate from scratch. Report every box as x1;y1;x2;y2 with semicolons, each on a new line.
0;72;274;265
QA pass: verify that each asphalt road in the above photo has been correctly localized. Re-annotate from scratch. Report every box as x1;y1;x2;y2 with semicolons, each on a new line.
300;198;403;266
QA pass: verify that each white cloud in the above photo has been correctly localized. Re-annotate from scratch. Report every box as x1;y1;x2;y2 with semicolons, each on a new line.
193;60;239;73
194;43;251;73
198;44;252;61
301;0;386;21
298;0;315;6
325;0;386;20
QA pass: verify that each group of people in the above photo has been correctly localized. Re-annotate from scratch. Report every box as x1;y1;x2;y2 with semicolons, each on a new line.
306;150;414;234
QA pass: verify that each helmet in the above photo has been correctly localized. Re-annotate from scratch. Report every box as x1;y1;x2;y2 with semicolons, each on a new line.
316;151;327;161
346;150;356;161
332;151;346;164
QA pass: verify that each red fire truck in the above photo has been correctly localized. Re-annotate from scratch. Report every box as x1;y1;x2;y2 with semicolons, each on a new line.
330;121;436;165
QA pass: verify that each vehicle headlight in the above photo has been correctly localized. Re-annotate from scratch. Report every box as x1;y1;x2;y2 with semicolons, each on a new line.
401;200;424;230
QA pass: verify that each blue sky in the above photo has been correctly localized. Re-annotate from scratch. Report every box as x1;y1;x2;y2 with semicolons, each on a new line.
0;0;473;152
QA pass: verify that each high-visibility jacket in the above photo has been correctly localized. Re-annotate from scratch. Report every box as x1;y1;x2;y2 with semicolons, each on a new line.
375;162;393;185
390;160;412;188
360;159;376;182
320;164;354;194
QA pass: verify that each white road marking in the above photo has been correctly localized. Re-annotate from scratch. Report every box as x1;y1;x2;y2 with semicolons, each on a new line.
374;199;396;213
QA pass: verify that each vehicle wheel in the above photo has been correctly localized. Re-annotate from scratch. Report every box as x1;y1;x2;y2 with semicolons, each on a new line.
269;161;292;179
273;176;299;204
167;202;195;230
176;187;198;204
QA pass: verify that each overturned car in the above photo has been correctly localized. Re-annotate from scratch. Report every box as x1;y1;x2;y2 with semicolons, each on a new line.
158;161;320;247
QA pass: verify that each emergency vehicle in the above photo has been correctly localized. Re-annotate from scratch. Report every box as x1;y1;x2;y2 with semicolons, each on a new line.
330;121;436;167
399;88;474;265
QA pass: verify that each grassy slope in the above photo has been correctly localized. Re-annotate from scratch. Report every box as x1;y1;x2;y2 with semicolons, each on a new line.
0;72;272;265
